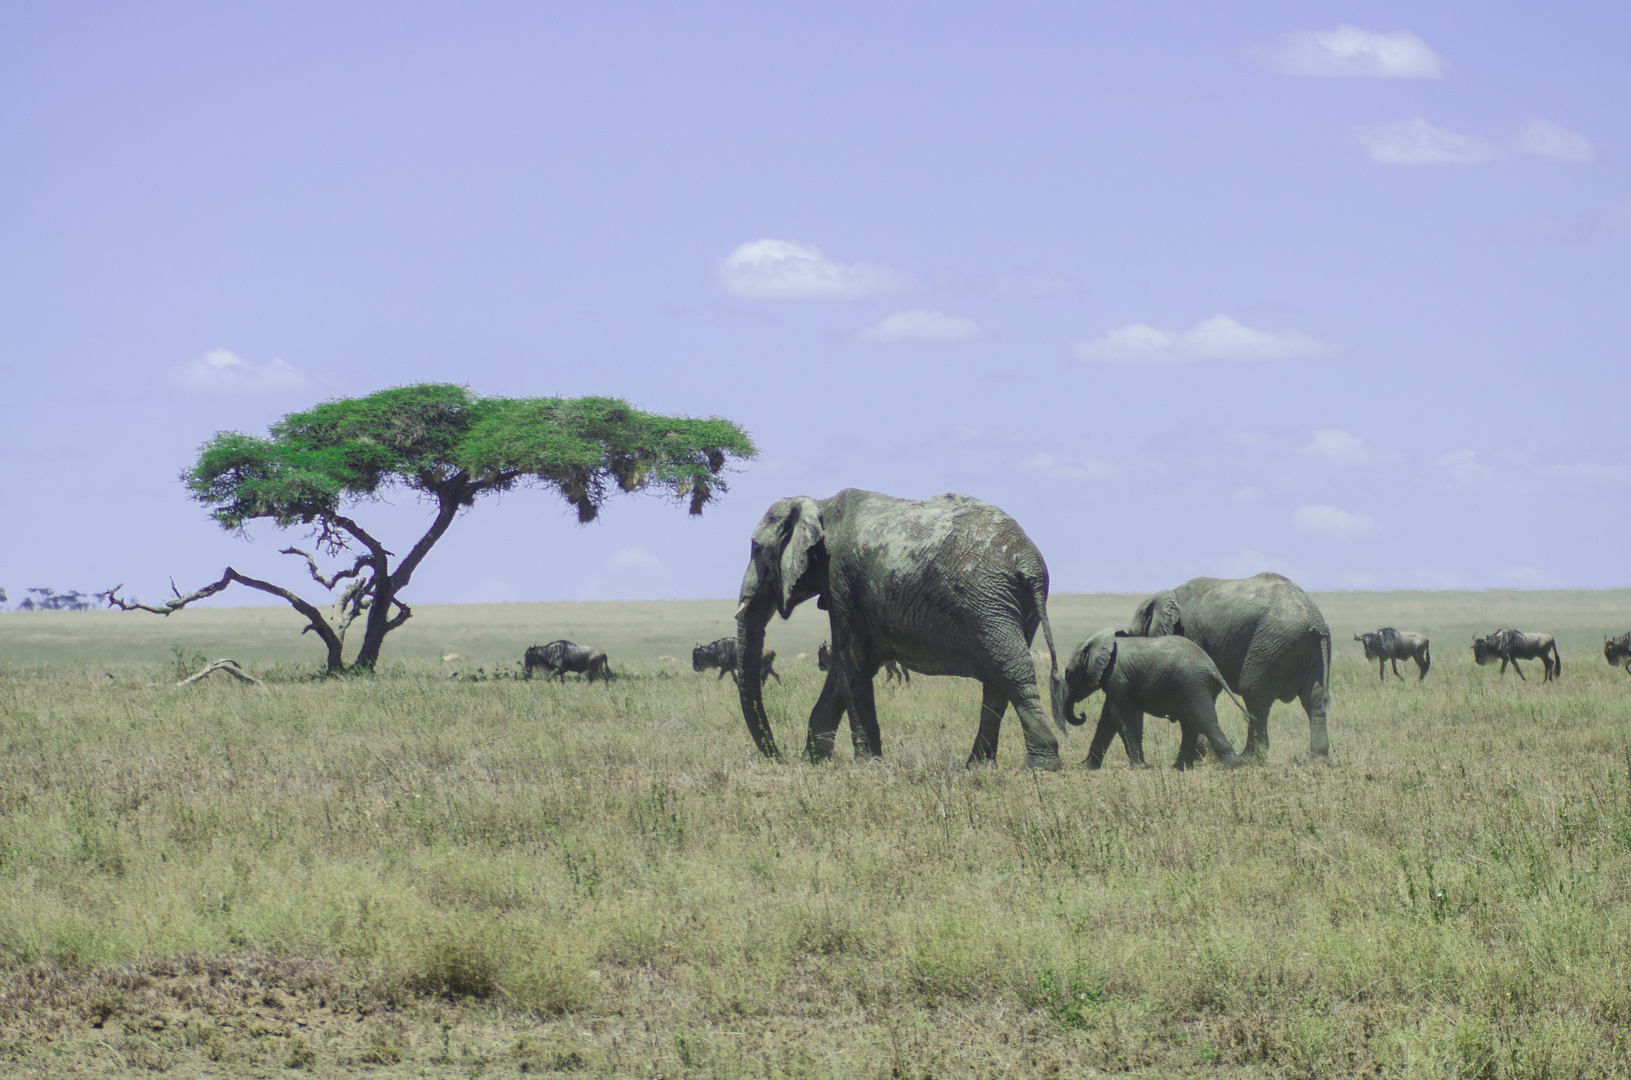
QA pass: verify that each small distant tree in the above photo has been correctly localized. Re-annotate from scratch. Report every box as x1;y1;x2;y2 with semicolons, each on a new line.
17;588;100;611
108;384;756;673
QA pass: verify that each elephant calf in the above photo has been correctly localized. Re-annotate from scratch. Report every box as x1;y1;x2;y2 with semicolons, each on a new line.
1064;629;1244;770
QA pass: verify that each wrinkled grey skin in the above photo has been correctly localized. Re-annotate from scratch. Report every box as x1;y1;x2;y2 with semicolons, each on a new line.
1126;573;1331;759
524;640;611;684
1064;630;1244;770
819;641;908;683
692;638;780;684
736;489;1067;769
1355;628;1431;681
1473;629;1560;682
1606;632;1631;673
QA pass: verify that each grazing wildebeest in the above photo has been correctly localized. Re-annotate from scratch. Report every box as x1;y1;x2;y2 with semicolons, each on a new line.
692;638;780;684
1472;628;1561;682
1354;628;1431;681
818;641;909;683
1605;632;1631;673
524;640;612;684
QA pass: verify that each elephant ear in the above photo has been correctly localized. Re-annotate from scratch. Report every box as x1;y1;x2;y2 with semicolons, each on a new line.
1083;632;1117;694
775;497;824;619
1134;591;1181;636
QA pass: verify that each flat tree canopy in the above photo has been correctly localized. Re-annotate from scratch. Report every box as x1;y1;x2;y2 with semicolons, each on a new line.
109;384;756;672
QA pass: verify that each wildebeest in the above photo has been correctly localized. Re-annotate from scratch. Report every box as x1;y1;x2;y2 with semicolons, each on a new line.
817;641;909;683
1605;631;1631;673
524;640;612;684
1472;628;1561;682
1354;628;1431;681
692;638;780;684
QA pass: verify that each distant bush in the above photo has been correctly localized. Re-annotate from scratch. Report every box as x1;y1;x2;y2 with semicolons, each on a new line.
15;587;111;611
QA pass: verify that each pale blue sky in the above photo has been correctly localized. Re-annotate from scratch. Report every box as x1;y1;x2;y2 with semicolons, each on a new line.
3;2;1627;606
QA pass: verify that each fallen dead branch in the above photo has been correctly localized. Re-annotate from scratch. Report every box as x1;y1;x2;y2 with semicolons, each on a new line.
176;659;265;688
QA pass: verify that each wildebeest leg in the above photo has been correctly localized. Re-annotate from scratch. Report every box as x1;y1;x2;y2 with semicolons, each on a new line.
717;667;729;681
968;682;1009;765
803;667;849;763
1241;693;1274;757
1390;658;1403;680
764;668;781;685
1510;659;1526;681
1377;658;1386;682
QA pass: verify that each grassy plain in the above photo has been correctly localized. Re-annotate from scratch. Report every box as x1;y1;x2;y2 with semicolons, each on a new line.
3;591;1631;1077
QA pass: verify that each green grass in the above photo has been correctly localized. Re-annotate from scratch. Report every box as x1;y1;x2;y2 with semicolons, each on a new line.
3;591;1631;1076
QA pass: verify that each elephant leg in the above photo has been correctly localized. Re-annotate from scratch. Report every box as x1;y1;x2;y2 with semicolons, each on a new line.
1187;699;1238;768
844;665;883;760
803;667;850;763
1174;724;1200;770
968;681;1009;765
1120;709;1148;767
997;655;1062;770
1241;693;1275;757
1083;700;1121;769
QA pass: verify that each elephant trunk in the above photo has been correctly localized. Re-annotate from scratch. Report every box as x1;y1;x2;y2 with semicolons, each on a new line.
737;598;780;759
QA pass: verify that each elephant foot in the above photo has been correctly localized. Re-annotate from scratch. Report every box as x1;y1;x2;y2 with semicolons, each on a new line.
1216;752;1242;770
1024;753;1062;772
1082;755;1105;770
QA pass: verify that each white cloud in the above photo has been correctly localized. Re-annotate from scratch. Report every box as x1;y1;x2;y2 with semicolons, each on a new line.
718;239;919;300
1302;429;1368;464
1355;117;1502;165
1023;452;1120;481
1356;116;1595;166
1436;449;1496;486
1253;26;1446;78
609;548;660;571
160;349;312;396
859;309;984;343
1511;119;1597;163
1073;314;1331;364
1293;504;1375;536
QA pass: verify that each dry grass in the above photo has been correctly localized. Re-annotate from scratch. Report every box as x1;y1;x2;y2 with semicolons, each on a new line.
3;592;1631;1077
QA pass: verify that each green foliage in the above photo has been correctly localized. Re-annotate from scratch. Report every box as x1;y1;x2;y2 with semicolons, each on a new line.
184;384;756;530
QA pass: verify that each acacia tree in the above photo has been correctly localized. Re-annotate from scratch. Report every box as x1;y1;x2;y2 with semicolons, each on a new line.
108;384;756;673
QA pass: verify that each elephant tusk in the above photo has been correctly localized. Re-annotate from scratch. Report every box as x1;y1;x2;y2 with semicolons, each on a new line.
735;600;749;620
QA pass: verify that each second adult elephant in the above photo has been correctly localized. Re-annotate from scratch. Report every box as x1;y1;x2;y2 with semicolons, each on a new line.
735;489;1067;769
1064;629;1244;770
1125;572;1332;759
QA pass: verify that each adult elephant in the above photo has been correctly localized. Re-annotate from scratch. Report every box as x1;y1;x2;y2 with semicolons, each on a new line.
1125;572;1331;759
735;489;1067;769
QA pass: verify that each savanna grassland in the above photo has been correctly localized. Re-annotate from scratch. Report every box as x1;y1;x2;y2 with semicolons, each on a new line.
3;591;1631;1078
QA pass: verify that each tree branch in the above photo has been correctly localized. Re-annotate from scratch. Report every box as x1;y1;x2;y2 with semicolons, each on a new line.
328;515;392;563
107;571;345;661
388;485;467;592
280;547;370;590
384;597;412;632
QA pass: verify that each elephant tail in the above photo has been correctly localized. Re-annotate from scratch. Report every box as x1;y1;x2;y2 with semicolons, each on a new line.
1320;628;1332;709
1029;576;1068;736
1220;683;1252;724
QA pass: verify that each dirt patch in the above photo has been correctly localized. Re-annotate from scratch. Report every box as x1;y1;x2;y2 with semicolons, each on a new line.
0;952;559;1077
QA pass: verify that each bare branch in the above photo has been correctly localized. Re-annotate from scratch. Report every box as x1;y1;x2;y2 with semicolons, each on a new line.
106;574;236;615
329;515;392;563
177;659;265;688
107;570;346;671
280;547;370;591
384;597;412;632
